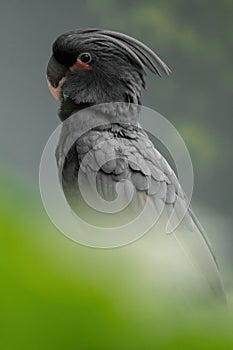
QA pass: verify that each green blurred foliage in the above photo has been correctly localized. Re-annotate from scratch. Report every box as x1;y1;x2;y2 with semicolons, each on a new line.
0;169;233;349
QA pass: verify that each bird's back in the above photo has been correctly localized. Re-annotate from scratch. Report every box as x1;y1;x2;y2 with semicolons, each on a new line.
57;110;226;305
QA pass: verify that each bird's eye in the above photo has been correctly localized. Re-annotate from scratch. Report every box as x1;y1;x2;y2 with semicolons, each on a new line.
78;53;92;64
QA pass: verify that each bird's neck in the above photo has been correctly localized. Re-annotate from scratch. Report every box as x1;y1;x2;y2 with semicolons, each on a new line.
59;99;95;121
59;94;142;122
59;74;144;121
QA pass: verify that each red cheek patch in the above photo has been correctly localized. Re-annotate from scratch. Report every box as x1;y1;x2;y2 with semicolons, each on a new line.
70;59;92;71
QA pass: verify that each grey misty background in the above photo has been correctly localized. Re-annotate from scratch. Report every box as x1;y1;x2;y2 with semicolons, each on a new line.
1;2;232;224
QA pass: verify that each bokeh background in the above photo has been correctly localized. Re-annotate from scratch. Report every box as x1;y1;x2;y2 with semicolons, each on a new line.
1;0;233;349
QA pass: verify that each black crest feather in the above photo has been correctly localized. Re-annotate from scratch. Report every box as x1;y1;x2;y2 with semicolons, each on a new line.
53;28;171;77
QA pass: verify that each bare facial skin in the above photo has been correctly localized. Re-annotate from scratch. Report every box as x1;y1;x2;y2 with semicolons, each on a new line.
47;76;66;101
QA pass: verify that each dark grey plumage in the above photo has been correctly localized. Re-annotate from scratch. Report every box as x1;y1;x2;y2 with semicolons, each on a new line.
47;29;226;304
47;28;171;119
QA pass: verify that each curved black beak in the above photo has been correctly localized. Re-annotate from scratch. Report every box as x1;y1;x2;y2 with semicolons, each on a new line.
46;55;69;100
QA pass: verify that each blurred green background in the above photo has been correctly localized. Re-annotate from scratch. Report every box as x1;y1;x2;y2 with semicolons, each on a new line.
1;0;233;348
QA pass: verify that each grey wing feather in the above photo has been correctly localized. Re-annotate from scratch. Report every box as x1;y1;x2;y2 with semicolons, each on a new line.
58;123;226;302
